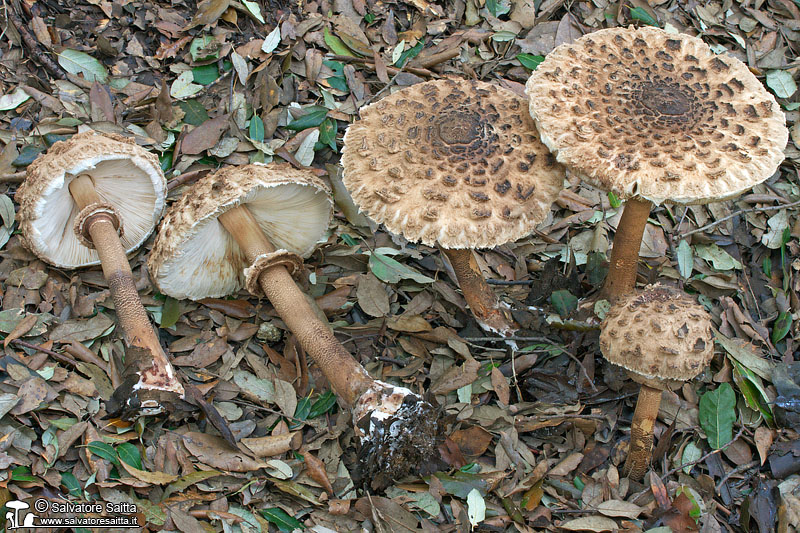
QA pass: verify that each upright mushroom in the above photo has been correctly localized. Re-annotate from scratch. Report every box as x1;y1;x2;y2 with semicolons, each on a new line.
526;26;788;301
600;284;713;479
341;79;565;336
16;132;184;417
148;163;441;489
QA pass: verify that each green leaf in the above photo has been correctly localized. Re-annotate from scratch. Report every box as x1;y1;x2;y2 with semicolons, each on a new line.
676;239;693;279
772;311;792;343
730;358;774;425
179;100;210;126
87;440;119;465
486;0;511;16
0;87;31;111
0;194;15;229
249;115;265;142
293;395;311;421
699;383;736;449
117;442;142;469
608;191;621;208
319;117;337;151
766;70;797;99
57;49;109;83
323;27;354;57
629;6;658;26
395;41;424;68
242;0;265;23
61;472;82;498
12;144;44;167
369;252;435;284
159;297;181;328
586;251;608;286
287;106;328;131
191;64;219;85
550;289;578;317
260;508;305;531
364;13;375;24
11;466;38;482
190;35;218;62
307;390;337;419
681;441;702;474
516;53;544;70
431;471;491;499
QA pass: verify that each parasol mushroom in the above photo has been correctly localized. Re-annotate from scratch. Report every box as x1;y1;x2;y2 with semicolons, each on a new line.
526;26;788;302
341;78;565;336
16;131;184;417
148;163;441;489
599;283;713;479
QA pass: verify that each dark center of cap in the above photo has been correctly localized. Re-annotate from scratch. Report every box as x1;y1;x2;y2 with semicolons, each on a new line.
436;112;482;145
640;83;690;116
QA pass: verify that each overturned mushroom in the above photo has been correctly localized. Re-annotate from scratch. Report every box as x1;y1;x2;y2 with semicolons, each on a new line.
341;79;565;336
148;163;441;489
526;26;788;301
599;284;713;479
16;132;184;417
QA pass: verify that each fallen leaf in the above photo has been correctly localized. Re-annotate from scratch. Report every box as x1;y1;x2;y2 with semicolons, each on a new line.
181;114;229;155
560;516;619;532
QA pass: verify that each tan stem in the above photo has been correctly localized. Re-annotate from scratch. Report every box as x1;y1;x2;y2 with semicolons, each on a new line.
68;175;182;396
623;384;663;480
218;205;374;407
599;197;653;302
442;248;517;336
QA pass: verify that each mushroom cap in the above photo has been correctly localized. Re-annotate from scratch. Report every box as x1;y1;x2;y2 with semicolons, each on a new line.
526;26;788;206
599;284;714;386
341;79;565;249
148;163;332;301
16;131;167;269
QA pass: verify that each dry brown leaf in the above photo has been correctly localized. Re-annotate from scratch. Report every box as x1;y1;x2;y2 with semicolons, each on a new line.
356;273;390;317
596;500;643;519
559;516;619;532
549;452;584;477
430;355;480;395
120;460;179;484
4;314;38;348
302;449;334;496
450;425;493;456
490;366;510;405
182;432;268;472
181;114;230;155
754;427;774;466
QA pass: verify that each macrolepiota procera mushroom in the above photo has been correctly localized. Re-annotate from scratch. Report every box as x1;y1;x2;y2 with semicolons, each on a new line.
341;79;565;336
148;163;442;490
599;283;713;480
526;26;788;302
15;131;184;417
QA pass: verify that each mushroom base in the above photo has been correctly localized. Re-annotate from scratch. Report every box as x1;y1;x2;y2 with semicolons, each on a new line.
352;384;443;491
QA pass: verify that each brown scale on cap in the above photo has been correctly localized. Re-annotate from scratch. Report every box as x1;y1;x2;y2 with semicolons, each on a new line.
599;284;713;387
526;26;788;206
341;79;564;249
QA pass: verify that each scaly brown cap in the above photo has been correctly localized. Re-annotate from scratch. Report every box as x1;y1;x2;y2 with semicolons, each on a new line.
341;79;565;249
148;163;332;301
16;131;166;268
526;26;788;205
599;284;714;387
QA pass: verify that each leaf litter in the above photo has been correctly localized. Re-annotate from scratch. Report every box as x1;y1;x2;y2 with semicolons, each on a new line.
0;0;798;531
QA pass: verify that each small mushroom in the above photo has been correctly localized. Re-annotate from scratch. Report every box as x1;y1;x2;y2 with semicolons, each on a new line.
341;79;565;335
599;283;713;479
526;27;788;301
16;132;184;417
148;163;442;489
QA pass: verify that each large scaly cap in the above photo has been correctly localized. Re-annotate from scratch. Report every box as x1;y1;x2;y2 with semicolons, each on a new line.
16;131;166;268
526;26;788;206
148;163;332;301
341;78;565;249
599;284;714;388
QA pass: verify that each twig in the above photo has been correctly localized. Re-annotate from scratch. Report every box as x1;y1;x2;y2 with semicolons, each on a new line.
715;460;760;492
461;335;559;343
0;172;25;182
661;426;746;479
325;54;434;78
5;6;66;80
680;199;800;238
166;169;210;191
11;339;78;367
486;279;534;285
362;66;406;106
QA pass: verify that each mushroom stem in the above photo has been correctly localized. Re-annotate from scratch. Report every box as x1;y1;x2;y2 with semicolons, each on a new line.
442;248;518;336
599;197;653;301
217;205;375;407
623;384;663;480
68;175;184;415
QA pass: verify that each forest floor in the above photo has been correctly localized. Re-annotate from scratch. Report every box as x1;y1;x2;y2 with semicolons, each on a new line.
0;0;798;531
